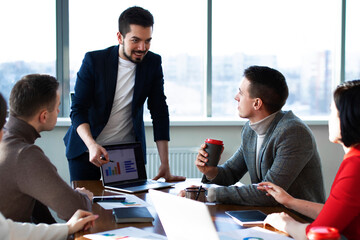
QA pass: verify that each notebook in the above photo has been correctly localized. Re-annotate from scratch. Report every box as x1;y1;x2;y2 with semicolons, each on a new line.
148;189;220;240
112;207;154;223
100;142;174;193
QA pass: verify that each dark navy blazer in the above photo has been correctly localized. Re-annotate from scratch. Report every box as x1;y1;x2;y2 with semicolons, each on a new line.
63;45;170;162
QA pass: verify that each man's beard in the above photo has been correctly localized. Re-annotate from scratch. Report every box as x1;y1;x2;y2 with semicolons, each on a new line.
123;43;147;63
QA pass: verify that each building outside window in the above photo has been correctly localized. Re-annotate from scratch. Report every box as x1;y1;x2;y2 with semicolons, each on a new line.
345;0;360;81
212;0;339;118
69;0;206;118
1;0;358;121
0;0;56;104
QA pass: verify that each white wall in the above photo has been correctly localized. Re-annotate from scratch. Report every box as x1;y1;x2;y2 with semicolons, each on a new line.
36;123;344;198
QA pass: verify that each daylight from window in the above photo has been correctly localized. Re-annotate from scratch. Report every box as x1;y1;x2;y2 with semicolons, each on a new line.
212;0;339;118
0;0;56;105
345;0;360;81
1;0;359;120
69;0;206;118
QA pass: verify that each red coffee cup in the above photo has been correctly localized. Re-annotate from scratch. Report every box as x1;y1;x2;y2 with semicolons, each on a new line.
204;139;223;166
307;226;340;240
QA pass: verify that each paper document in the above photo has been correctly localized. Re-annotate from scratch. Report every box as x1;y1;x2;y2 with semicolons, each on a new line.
95;194;149;210
84;226;167;240
218;227;293;240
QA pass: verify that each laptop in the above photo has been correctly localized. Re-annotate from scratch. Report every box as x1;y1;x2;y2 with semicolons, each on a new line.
149;190;293;240
148;189;220;240
100;142;174;193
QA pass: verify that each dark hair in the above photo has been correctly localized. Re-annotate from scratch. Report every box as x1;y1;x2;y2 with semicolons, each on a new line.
9;74;59;119
118;6;154;36
244;66;289;113
333;80;360;147
0;93;7;129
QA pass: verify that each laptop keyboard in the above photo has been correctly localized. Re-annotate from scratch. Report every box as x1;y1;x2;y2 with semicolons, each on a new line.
114;180;157;188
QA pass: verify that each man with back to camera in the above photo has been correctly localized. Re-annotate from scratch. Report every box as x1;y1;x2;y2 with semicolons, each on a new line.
0;74;93;223
0;92;98;240
64;6;185;182
196;66;325;206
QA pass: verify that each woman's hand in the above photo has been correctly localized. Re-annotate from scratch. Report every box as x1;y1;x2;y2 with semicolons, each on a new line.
257;182;294;208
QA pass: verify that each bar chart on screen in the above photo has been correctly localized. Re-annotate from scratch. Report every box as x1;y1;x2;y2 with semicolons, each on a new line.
105;160;137;176
103;148;139;182
105;162;121;176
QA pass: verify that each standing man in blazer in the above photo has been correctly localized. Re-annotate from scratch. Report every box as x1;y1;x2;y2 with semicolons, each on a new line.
64;6;185;182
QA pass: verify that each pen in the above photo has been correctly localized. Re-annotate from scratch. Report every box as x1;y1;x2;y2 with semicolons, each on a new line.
253;183;272;189
100;156;114;163
195;185;203;200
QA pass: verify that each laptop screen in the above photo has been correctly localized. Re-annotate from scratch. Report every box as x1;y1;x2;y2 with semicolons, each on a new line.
101;143;147;185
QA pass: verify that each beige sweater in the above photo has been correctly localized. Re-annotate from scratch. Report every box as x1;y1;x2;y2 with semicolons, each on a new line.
0;116;91;223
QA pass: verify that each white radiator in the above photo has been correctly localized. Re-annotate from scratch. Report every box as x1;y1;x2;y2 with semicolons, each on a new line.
145;148;202;179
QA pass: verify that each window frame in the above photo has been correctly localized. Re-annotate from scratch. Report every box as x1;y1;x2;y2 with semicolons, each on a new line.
56;0;346;124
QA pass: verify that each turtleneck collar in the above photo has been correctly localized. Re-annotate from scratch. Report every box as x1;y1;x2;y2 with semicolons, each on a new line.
4;115;41;144
250;111;280;136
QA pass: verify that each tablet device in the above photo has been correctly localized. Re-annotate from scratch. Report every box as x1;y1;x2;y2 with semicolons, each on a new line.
225;210;267;227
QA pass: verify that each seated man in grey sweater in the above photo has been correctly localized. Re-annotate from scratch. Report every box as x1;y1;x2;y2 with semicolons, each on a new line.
0;74;93;223
196;66;325;206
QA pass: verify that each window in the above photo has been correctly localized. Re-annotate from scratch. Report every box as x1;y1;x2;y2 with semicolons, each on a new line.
345;0;360;81
0;0;56;104
69;0;206;118
212;0;339;118
0;1;350;121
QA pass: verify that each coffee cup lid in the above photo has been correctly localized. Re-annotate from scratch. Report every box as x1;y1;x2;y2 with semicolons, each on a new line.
205;139;223;145
307;226;340;239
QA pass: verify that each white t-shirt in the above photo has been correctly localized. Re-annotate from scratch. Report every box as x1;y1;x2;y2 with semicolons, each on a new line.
96;57;136;146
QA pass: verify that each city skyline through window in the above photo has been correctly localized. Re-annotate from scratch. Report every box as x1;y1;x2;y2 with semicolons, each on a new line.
0;0;358;121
